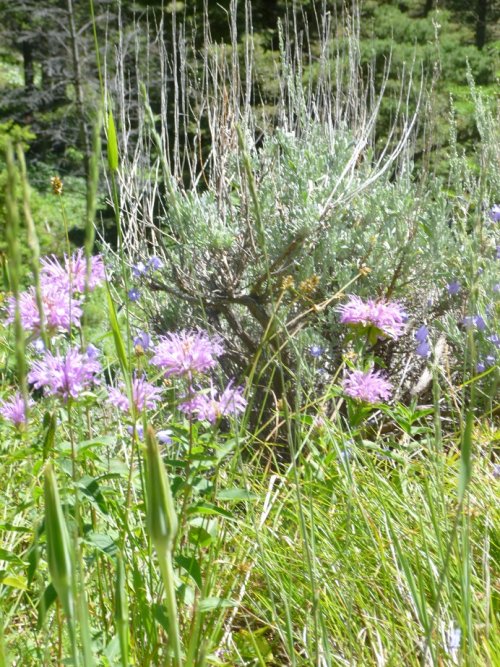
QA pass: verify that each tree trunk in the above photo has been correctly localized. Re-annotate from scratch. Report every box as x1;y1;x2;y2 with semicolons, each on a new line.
476;0;488;49
22;42;35;92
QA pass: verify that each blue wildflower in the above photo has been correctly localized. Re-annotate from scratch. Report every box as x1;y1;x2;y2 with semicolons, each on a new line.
488;334;500;348
415;326;428;343
157;429;172;444
463;315;486;331
127;424;144;439
128;288;141;302
134;331;151;351
32;339;45;354
447;281;461;295
416;341;431;358
86;343;100;359
132;261;147;278
148;256;163;271
488;204;500;222
309;344;324;358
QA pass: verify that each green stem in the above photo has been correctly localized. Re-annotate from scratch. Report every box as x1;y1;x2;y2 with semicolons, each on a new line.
157;548;182;667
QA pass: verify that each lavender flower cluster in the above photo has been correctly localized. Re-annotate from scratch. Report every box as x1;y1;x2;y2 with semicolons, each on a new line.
150;329;247;423
6;249;105;336
1;250;245;429
338;295;407;339
336;295;407;404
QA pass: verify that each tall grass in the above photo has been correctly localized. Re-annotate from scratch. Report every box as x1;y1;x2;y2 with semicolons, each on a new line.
0;1;498;666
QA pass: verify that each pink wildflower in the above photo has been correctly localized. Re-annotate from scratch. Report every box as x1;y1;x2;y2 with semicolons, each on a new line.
6;283;83;334
339;295;406;339
108;374;163;413
28;347;101;401
151;329;224;378
0;392;34;427
40;249;106;293
180;381;247;423
342;369;393;404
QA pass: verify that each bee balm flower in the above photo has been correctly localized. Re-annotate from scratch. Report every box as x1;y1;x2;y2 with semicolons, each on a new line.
108;374;162;413
342;369;392;404
338;295;406;339
151;329;223;378
28;347;101;402
40;249;105;294
0;392;34;427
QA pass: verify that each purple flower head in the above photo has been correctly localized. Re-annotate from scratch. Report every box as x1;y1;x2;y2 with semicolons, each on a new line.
133;331;151;351
476;361;486;373
338;295;406;339
309;344;324;358
342;369;393;404
157;429;172;444
86;343;100;360
180;381;246;423
415;326;429;343
32;339;45;354
494;284;500;293
132;261;147;278
0;392;34;427
463;315;487;331
488;333;500;348
128;288;141;302
447;281;461;296
28;347;101;402
127;423;144;439
488;204;500;222
108;374;162;414
416;341;431;358
474;315;487;331
496;245;500;260
40;249;105;294
6;283;83;335
446;625;461;658
151;329;224;378
148;256;163;271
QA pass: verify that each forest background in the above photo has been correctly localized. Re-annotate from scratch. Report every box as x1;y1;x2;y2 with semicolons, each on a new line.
0;0;499;257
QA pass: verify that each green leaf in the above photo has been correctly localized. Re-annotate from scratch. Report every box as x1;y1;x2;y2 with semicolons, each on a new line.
216;488;258;502
175;555;202;589
107;110;119;172
84;533;117;557
37;583;57;630
152;604;169;632
0;573;27;590
0;549;25;565
106;284;129;376
188;502;234;520
198;597;237;613
42;411;57;461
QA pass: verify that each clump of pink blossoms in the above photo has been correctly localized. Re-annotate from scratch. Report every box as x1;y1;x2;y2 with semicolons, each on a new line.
180;381;247;423
342;369;393;404
151;329;224;378
40;249;106;294
0;392;34;427
6;283;83;335
108;374;163;413
28;347;101;401
339;295;407;339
